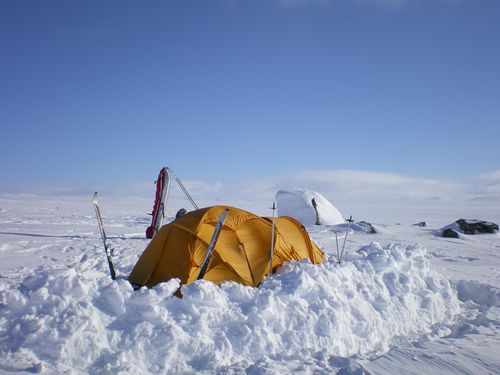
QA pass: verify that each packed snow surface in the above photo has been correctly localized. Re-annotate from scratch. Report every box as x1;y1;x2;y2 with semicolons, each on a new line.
276;189;344;226
1;194;499;374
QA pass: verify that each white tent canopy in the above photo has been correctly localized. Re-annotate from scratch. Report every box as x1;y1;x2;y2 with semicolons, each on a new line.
275;189;344;226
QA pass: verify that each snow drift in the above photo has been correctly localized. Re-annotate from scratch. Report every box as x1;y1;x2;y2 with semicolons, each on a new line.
0;242;461;374
276;189;344;226
4;194;498;374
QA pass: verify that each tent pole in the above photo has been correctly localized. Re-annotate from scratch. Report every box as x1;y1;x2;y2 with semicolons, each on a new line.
167;167;199;210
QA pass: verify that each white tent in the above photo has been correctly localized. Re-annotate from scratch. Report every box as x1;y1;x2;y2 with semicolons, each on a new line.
275;189;344;226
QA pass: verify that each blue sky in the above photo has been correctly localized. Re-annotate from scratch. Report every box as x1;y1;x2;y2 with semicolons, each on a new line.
1;0;499;193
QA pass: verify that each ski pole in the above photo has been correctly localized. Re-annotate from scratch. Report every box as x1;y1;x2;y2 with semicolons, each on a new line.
269;202;276;275
340;216;353;263
334;229;340;264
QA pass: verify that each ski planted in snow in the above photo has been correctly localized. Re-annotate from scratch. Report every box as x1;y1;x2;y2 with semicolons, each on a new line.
146;167;171;239
197;209;230;280
92;192;116;280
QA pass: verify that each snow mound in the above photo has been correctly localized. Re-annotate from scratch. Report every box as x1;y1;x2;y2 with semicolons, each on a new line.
276;189;344;226
0;243;461;373
341;221;376;234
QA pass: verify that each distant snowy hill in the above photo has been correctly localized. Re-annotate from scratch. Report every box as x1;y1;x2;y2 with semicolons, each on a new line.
276;189;344;226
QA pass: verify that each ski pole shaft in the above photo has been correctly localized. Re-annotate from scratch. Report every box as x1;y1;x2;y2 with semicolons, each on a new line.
334;230;340;264
269;202;276;275
340;216;353;263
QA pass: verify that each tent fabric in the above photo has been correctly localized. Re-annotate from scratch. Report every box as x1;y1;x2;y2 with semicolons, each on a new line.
129;205;324;288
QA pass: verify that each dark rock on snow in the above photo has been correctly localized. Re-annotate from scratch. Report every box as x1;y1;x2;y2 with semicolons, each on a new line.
413;222;427;227
442;228;460;238
358;221;377;234
441;219;499;238
455;219;498;234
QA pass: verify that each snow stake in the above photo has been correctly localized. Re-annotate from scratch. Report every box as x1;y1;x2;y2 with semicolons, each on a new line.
197;209;229;280
92;192;116;280
269;202;276;275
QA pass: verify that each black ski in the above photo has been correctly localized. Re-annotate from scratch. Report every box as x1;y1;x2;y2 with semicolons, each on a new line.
92;192;116;280
146;167;171;239
197;209;229;280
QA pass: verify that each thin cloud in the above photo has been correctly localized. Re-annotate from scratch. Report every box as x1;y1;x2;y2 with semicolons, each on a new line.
478;170;500;182
4;169;498;215
169;169;470;212
473;170;500;199
276;169;466;201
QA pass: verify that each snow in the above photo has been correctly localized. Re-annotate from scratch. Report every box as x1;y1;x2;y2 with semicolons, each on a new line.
1;192;499;374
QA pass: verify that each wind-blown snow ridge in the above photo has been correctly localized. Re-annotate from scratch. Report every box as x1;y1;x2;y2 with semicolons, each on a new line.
0;242;461;374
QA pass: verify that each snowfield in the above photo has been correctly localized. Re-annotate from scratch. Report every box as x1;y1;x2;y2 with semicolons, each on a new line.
0;194;499;374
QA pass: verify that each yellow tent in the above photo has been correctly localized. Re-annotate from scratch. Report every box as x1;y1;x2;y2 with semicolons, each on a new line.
129;205;324;288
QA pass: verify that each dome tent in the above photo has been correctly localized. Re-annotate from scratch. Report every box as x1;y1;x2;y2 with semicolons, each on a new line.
276;189;344;226
129;205;324;288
